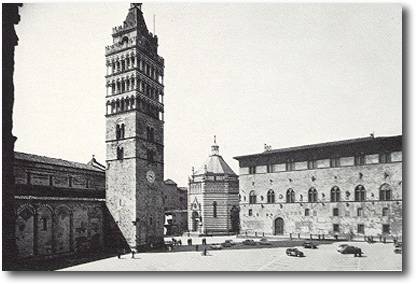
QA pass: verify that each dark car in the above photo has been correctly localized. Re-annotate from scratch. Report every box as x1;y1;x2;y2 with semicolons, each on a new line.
303;241;318;249
242;239;256;246
394;242;402;254
286;248;304;257
338;245;363;257
258;238;272;245
221;240;235;247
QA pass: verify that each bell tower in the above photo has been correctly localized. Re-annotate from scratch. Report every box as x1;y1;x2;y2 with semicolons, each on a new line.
105;3;165;249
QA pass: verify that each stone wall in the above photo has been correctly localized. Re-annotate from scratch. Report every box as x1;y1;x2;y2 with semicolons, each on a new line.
239;161;402;239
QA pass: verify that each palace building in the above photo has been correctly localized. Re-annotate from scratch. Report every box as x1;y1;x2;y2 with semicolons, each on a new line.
188;138;240;235
234;135;402;240
104;3;166;249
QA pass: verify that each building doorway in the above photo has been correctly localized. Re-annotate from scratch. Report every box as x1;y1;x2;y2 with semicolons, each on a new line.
274;217;284;235
191;211;199;232
230;206;240;233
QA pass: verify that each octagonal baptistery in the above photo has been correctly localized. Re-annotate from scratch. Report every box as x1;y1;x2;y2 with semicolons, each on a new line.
188;139;240;235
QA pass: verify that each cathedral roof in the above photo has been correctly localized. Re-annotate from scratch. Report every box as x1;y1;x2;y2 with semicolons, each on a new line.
15;152;105;173
194;137;237;176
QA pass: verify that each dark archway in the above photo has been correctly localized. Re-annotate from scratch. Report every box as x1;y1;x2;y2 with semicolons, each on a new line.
230;206;240;234
274;217;284;235
191;211;199;232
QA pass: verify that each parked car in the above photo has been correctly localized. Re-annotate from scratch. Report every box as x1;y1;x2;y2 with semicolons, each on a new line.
303;241;318;249
258;238;272;245
336;244;349;253
222;240;235;247
394;242;402;254
338;245;363;257
242;239;256;246
209;243;223;250
286;248;304;257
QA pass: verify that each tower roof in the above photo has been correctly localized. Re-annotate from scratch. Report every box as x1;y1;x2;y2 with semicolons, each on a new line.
194;137;237;176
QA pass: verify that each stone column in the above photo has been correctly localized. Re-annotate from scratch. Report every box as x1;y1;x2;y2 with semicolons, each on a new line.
2;3;22;270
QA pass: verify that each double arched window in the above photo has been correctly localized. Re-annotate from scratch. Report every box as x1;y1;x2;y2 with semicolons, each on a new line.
355;185;366;201
249;191;257;204
308;187;318;202
379;184;392;201
116;123;125;140
267;190;275;203
330;186;341;202
116;147;124;160
286;189;295;203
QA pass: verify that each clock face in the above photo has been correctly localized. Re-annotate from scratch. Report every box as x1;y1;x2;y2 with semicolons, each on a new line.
146;170;155;184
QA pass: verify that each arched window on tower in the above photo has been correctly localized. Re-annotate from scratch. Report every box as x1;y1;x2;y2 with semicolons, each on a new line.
308;187;318;202
121;123;125;139
379;184;392;201
213;201;217;218
249;191;257;204
286;189;295;203
116;147;124;160
355;185;366;201
116;124;120;140
267;189;275;203
330;186;341;202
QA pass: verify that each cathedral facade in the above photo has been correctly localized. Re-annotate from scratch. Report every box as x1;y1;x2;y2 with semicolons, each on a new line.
188;139;239;235
105;4;165;249
234;135;402;241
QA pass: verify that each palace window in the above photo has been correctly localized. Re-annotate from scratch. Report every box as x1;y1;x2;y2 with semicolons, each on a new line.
382;224;390;234
357;207;363;217
146;126;155;142
330;186;341;202
213;201;217;218
354;185;366;201
308;187;318;202
248;209;253;216
68;176;72;187
333;224;340;233
382;207;389;217
357;224;365;234
249;166;256;174
267;190;275;203
305;208;310;216
379;184;392;201
286;189;295;203
266;164;272;173
249;191;257;204
333;208;339;217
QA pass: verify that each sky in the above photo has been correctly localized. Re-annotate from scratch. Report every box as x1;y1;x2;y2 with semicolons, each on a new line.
13;3;402;186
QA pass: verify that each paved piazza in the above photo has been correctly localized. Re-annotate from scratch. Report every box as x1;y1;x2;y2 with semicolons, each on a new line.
62;242;401;271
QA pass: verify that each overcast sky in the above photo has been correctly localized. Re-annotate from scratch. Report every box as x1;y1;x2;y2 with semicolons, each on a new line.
14;3;401;186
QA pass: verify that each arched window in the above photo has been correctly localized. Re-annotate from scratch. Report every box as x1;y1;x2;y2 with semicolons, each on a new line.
116;124;120;140
267;190;275;203
120;123;125;139
248;209;253;216
213;201;217;218
330;186;341;202
379;184;392;201
117;147;124;160
286;189;295;203
249;191;257;204
354;185;366;201
308;187;318;202
305;208;310;216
